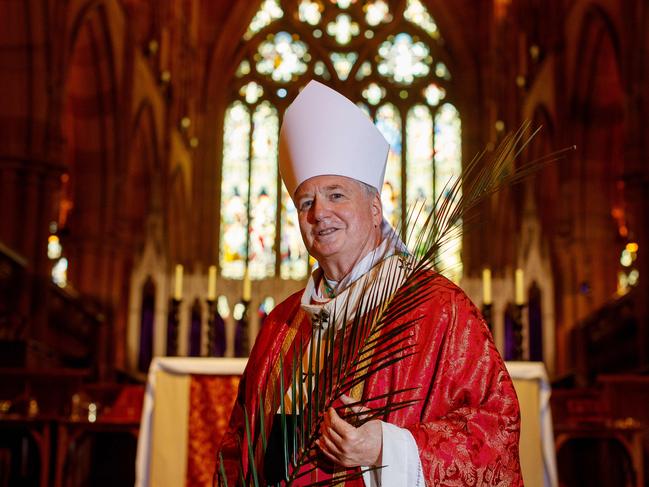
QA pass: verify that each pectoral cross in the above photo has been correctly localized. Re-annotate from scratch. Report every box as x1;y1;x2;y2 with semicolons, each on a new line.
398;254;413;271
311;310;330;329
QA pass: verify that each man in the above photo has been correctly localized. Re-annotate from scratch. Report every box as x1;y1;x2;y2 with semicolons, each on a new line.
217;81;522;486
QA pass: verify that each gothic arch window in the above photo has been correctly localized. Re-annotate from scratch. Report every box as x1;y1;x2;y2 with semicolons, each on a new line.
528;281;543;361
220;0;463;283
138;277;156;372
189;298;203;357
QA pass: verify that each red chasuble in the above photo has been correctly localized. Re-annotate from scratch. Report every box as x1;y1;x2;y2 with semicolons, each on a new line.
217;275;523;486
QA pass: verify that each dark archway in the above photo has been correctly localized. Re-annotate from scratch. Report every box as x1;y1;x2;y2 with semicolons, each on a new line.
113;101;162;368
557;437;634;487
137;276;155;372
61;4;118;300
571;6;625;315
528;281;543;361
189;298;203;357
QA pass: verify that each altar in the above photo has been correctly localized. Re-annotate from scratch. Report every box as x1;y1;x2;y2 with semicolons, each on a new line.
135;358;557;487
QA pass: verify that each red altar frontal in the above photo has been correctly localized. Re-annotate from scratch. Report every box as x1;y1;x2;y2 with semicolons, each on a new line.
135;358;245;487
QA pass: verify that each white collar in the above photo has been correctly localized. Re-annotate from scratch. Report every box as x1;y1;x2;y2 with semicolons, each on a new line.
309;219;406;300
301;219;408;330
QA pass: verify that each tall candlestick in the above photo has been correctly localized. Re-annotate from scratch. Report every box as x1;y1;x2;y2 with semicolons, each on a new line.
174;264;183;300
515;268;524;305
243;269;251;301
482;268;492;305
207;265;217;300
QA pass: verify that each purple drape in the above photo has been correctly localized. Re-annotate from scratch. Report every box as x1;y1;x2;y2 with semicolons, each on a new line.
189;300;202;357
138;278;155;371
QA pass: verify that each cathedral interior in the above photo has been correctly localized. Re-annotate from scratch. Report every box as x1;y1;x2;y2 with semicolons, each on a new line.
0;0;648;486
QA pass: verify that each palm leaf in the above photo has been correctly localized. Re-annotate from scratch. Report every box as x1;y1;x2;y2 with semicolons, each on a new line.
244;406;260;487
218;452;228;487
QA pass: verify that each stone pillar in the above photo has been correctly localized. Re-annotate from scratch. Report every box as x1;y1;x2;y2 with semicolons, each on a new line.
0;158;64;342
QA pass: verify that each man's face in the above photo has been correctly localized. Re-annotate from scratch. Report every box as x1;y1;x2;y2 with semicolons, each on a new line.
294;175;382;272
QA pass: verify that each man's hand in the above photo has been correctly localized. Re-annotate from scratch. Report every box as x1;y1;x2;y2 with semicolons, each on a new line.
316;395;382;467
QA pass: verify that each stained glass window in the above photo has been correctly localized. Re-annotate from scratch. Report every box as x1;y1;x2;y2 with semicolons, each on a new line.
377;33;430;84
52;257;69;287
240;82;264;104
424;83;445;107
48;235;62;259
280;183;309;279
220;102;250;278
245;0;284;40
375;104;402;229
299;0;322;25
256;32;309;82
330;52;358;80
327;14;360;44
365;1;391;26
362;83;386;105
406;105;434;246
434;103;462;282
404;0;440;39
220;0;463;283
249;102;279;279
356;61;372;81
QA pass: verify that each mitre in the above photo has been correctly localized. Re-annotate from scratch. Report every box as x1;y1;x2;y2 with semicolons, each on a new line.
278;80;389;199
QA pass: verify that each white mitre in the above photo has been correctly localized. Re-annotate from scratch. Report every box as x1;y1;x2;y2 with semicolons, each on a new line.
279;80;389;199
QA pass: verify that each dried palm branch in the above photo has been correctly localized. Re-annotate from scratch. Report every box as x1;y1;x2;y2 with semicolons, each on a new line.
217;124;574;486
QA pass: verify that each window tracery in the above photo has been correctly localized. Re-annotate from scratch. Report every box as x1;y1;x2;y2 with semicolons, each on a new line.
220;0;463;283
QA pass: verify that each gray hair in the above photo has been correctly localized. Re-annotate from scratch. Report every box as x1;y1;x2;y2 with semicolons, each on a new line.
356;180;380;200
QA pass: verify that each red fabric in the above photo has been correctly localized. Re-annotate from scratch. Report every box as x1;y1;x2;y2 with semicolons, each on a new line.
99;385;144;422
217;276;523;486
187;375;240;487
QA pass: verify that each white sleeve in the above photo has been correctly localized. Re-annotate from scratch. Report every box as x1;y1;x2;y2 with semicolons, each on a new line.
362;421;424;487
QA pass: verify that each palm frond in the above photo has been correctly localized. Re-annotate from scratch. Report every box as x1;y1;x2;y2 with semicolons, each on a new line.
218;452;228;487
244;406;260;487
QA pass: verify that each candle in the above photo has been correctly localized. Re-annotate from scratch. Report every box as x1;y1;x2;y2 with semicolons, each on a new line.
207;265;217;300
243;269;251;301
174;264;183;300
515;268;524;305
482;268;492;305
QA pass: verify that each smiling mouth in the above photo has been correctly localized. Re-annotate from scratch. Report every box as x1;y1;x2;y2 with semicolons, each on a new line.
316;228;337;237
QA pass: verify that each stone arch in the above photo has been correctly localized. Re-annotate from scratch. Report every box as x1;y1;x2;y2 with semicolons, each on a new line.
0;0;61;300
0;0;53;158
126;210;168;373
516;105;559;370
490;189;518;271
121;101;161;252
529;105;569;373
64;0;127;82
167;166;190;266
61;2;119;299
201;1;281;275
570;5;625;319
529;106;557;231
114;100;163;368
